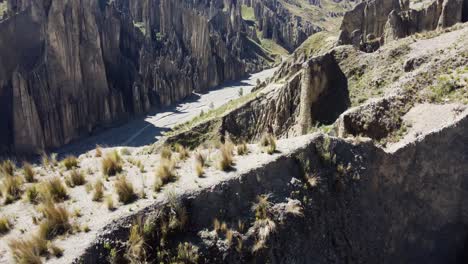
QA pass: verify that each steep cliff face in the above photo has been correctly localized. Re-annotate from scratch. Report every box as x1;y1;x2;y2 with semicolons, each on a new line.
338;0;468;51
242;0;322;51
0;0;269;154
164;53;350;147
75;110;468;264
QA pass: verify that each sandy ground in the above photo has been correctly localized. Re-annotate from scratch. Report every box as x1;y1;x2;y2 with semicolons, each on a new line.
387;103;467;152
0;131;315;264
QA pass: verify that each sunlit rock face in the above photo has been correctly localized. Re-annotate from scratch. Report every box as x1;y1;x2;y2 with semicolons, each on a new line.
0;0;267;154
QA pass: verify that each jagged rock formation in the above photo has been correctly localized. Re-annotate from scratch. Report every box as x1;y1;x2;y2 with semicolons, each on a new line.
75;108;468;263
164;53;350;147
241;0;323;51
338;0;468;51
0;0;270;154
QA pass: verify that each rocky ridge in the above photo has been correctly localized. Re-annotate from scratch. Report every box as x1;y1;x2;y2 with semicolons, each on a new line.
338;0;468;51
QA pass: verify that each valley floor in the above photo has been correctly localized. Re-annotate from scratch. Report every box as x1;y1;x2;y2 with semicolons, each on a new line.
56;67;277;156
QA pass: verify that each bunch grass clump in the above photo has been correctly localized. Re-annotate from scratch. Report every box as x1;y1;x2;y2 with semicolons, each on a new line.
62;156;78;170
0;160;15;176
236;142;248;156
194;152;206;177
154;159;177;191
160;146;173;160
40;177;68;202
217;143;234;171
65;170;86;188
9;235;48;264
1;174;23;204
38;202;71;239
92;180;104;202
259;133;277;154
0;216;12;234
25;185;39;204
102;150;123;176
22;162;35;183
175;144;189;161
95;145;103;157
114;175;136;204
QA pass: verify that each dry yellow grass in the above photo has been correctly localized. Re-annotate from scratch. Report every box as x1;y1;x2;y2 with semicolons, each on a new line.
22;162;35;183
102;150;123;176
236;142;248;155
92;180;104;202
39;177;68;202
114;175;136;204
38;202;71;239
0;216;12;234
259;133;277;154
154;159;177;191
65;169;86;188
160;146;173;160
217;143;234;171
1;174;23;204
95;145;103;157
62;155;78;170
175;144;189;160
0;160;15;176
9;235;47;264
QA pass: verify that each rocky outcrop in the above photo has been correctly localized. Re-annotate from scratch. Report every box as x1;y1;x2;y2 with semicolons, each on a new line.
75;109;468;263
241;0;323;51
165;53;350;147
0;0;269;154
338;0;467;50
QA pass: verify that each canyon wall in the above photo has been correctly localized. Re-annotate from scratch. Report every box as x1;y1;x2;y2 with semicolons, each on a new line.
0;0;268;154
75;110;468;263
338;0;468;50
241;0;323;51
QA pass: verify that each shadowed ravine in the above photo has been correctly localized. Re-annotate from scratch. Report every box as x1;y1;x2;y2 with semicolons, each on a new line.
55;68;277;156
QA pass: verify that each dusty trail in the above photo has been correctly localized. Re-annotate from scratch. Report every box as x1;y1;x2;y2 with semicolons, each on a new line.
56;68;277;155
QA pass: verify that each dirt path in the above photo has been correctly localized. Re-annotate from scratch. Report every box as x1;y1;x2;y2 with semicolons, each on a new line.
56;67;278;156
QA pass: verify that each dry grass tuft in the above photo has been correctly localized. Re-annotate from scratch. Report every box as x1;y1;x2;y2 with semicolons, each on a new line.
114;175;136;204
65;169;86;188
0;216;12;234
175;144;189;160
120;148;131;156
95;145;103;157
160;146;173;160
22;162;35;183
105;195;115;211
9;235;48;264
38;202;71;239
252;194;272;220
126;222;147;262
25;185;39;204
154;159;177;191
62;155;78;170
92;180;104;202
217;143;234;171
193;152;206;177
102;150;123;176
236;142;249;156
40;177;68;202
47;242;63;258
1;174;23;204
1;160;15;176
259;133;277;154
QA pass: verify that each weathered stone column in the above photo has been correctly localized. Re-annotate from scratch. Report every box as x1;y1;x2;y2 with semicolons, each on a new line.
298;63;313;135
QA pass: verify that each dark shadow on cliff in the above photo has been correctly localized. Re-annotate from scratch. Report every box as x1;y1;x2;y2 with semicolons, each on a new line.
53;92;206;157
